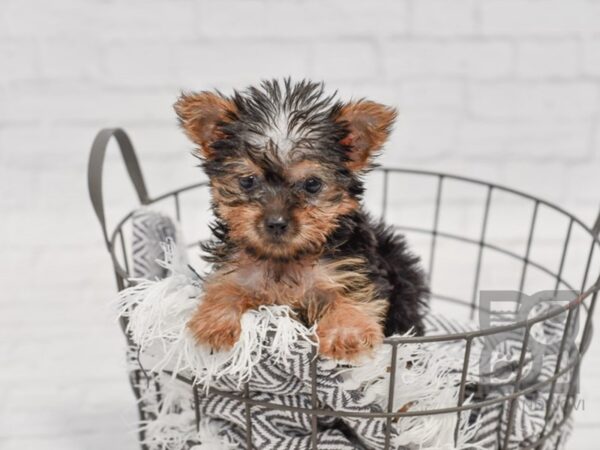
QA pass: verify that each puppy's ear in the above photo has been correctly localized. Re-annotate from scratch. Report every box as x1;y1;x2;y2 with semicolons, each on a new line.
335;100;397;171
174;91;236;158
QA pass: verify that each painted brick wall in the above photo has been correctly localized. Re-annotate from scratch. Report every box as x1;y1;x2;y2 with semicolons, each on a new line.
1;1;599;448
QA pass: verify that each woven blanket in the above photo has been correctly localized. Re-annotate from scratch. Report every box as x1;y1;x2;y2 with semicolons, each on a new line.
118;209;575;450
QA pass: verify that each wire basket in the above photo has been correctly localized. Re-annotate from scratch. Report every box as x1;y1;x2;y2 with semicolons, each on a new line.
89;128;600;449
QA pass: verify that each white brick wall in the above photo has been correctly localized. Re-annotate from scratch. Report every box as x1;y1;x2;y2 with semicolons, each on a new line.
1;0;600;448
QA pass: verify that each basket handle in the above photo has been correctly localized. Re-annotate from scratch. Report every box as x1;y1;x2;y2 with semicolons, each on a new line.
594;207;600;237
88;128;149;249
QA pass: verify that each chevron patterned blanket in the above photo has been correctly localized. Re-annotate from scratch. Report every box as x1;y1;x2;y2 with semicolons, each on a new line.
118;209;574;450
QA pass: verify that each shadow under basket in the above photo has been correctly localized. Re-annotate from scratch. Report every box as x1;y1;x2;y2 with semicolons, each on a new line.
89;128;600;450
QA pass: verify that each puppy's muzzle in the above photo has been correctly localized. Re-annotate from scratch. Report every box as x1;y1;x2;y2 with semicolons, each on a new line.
264;215;289;238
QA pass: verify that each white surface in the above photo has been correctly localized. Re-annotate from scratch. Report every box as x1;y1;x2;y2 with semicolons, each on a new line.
1;0;600;448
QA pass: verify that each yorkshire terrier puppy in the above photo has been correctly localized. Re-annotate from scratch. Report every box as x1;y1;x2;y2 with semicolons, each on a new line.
175;79;428;361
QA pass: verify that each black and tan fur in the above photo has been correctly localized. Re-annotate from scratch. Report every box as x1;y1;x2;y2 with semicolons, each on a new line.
175;79;428;361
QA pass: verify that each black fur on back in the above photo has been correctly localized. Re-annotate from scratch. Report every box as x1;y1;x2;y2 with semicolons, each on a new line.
324;208;429;336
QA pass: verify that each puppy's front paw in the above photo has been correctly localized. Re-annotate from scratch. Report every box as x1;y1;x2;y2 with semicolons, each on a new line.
317;313;384;362
188;303;242;351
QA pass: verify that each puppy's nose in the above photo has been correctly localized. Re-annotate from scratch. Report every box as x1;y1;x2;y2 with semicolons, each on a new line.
264;216;288;237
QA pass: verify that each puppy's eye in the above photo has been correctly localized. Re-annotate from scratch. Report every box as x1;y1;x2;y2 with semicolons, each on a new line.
303;177;323;194
239;175;257;191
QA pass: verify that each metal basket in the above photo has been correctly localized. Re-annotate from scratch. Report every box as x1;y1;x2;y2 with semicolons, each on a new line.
89;128;600;449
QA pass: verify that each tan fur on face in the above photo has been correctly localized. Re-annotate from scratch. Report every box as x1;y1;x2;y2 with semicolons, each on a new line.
218;203;261;231
209;159;266;248
221;193;359;261
286;160;324;181
286;161;361;259
211;156;360;260
290;193;358;255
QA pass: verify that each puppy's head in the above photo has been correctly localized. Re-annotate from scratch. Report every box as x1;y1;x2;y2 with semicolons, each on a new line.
175;79;396;261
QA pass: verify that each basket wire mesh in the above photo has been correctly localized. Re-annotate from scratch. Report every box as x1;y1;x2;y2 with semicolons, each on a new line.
89;128;600;449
